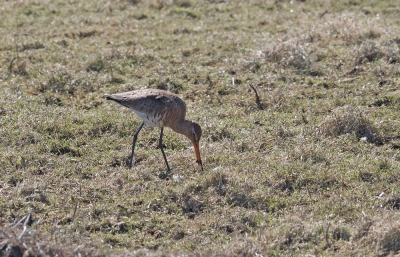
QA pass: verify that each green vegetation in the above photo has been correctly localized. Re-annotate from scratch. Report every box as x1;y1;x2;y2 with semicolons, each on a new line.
1;0;400;256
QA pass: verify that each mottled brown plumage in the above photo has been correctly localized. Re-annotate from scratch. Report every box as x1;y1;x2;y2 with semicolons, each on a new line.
105;89;203;171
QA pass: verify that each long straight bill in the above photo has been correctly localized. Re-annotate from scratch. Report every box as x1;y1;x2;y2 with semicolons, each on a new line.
192;142;203;171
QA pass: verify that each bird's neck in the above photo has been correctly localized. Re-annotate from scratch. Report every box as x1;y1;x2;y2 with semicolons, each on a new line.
169;119;192;139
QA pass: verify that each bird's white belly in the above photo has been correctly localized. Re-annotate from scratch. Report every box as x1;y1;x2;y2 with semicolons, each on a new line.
131;108;164;127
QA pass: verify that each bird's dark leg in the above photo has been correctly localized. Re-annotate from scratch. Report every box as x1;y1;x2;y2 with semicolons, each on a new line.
158;127;171;172
129;122;144;169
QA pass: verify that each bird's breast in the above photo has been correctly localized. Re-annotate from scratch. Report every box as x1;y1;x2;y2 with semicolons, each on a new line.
131;108;165;127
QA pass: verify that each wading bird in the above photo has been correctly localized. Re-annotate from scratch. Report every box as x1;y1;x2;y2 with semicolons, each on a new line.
105;89;203;172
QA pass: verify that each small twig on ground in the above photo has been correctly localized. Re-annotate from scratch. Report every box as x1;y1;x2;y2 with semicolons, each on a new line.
249;84;264;110
16;208;32;239
18;225;28;239
12;211;30;229
71;202;78;225
319;10;328;18
23;211;31;227
325;223;331;247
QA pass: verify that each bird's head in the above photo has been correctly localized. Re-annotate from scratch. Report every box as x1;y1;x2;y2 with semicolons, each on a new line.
186;122;203;171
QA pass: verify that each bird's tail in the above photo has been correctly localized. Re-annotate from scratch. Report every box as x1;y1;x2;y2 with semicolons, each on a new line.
105;94;120;103
104;94;128;108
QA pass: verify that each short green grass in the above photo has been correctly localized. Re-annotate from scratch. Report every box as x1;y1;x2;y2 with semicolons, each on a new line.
1;0;400;256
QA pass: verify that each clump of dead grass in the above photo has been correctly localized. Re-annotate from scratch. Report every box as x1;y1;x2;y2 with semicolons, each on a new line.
264;38;312;72
8;59;28;76
262;12;396;75
354;211;400;256
353;40;384;65
318;105;381;144
0;225;105;257
383;37;400;64
221;211;400;255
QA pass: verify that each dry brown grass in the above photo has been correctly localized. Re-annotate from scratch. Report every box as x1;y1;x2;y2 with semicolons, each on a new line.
1;0;400;256
318;105;381;144
3;209;400;256
1;225;104;257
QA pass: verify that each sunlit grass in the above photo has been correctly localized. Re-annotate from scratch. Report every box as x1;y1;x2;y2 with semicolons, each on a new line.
1;0;400;256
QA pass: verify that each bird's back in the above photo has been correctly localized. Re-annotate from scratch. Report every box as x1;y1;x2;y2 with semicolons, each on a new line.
105;89;187;127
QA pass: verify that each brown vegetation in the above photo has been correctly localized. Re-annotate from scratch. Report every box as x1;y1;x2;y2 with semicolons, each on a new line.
1;0;400;256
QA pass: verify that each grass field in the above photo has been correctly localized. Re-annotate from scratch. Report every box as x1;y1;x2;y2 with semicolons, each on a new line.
1;0;400;256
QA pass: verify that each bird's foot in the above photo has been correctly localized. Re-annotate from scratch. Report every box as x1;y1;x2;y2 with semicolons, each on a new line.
158;169;172;180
